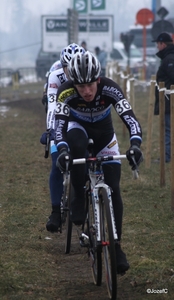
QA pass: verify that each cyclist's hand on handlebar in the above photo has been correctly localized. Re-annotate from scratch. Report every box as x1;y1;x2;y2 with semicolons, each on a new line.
41;93;47;106
56;147;72;172
126;145;143;168
40;129;54;145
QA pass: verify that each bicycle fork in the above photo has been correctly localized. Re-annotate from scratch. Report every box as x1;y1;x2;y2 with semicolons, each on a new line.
93;183;118;244
79;184;118;248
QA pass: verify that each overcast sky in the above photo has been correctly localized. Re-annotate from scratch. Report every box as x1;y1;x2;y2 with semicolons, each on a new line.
0;0;174;67
1;0;173;33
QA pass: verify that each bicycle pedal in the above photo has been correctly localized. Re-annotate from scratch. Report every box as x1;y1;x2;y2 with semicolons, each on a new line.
79;239;89;248
58;227;62;234
63;207;69;212
80;241;88;247
79;233;89;247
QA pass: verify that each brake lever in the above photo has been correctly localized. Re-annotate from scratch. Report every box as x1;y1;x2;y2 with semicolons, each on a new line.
65;155;70;178
44;132;50;158
129;150;139;179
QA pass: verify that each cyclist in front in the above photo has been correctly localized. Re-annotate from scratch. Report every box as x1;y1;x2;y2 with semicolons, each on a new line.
55;51;143;274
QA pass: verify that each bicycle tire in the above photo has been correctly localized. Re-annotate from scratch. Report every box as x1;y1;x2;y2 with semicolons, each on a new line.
99;187;117;300
86;187;102;286
64;180;72;254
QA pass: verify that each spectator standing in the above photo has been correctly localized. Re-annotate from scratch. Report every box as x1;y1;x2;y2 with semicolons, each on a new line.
152;32;174;163
94;46;107;76
81;41;87;51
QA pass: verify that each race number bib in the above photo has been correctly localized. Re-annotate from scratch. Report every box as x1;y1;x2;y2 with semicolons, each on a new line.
115;99;131;115
55;102;70;116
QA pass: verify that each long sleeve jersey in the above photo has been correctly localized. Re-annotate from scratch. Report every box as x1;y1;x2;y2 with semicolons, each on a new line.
46;67;67;130
55;77;142;147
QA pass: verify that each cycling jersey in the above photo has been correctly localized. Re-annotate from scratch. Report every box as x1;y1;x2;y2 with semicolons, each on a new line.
46;68;67;130
55;77;142;147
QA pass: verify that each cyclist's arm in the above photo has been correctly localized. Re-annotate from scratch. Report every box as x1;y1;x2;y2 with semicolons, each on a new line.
46;70;66;130
107;80;142;146
54;82;72;150
115;98;142;146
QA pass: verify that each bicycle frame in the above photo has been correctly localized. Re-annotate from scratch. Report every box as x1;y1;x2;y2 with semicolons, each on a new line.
73;154;128;243
63;148;139;299
93;183;118;242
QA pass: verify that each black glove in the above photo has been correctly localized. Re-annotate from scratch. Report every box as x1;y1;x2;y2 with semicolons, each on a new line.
41;93;47;106
56;147;72;172
126;145;143;168
40;129;55;145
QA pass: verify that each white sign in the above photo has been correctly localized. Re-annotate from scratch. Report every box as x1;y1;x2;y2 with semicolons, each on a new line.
42;15;113;53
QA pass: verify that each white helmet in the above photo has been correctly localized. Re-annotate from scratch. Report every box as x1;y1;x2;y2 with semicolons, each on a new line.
45;60;62;77
60;43;85;67
68;51;101;84
49;60;62;72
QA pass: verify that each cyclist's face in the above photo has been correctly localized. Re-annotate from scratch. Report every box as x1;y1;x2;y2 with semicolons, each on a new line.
75;79;100;102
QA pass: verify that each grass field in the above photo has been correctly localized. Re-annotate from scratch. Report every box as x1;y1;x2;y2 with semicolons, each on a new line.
0;82;174;300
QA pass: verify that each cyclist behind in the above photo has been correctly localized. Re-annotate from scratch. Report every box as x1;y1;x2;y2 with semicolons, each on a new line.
40;43;85;233
55;51;143;274
41;60;62;113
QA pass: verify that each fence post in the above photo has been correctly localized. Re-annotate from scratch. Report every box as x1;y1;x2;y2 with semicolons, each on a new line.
105;62;109;78
12;71;19;90
112;61;118;83
117;64;121;87
129;74;135;111
122;70;129;137
145;75;156;168
159;82;165;187
170;85;174;211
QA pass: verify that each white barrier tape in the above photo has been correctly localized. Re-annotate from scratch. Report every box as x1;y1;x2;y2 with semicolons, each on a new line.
158;86;174;95
120;72;129;79
106;65;174;91
114;71;122;76
134;78;151;86
165;89;172;94
158;87;166;92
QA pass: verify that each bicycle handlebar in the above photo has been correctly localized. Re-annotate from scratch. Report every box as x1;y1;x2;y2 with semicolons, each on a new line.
72;155;127;165
70;154;139;179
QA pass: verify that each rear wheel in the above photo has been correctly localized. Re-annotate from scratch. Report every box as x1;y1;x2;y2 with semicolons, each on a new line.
100;187;117;300
86;187;102;286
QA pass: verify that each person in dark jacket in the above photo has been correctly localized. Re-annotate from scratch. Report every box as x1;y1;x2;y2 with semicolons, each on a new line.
153;32;174;163
94;46;107;76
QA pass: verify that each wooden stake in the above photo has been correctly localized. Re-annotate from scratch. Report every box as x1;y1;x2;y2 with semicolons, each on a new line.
159;82;165;187
170;85;174;211
145;75;156;168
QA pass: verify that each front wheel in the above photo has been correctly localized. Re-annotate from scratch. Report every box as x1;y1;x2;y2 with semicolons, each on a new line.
100;187;117;300
86;188;102;286
63;178;72;254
